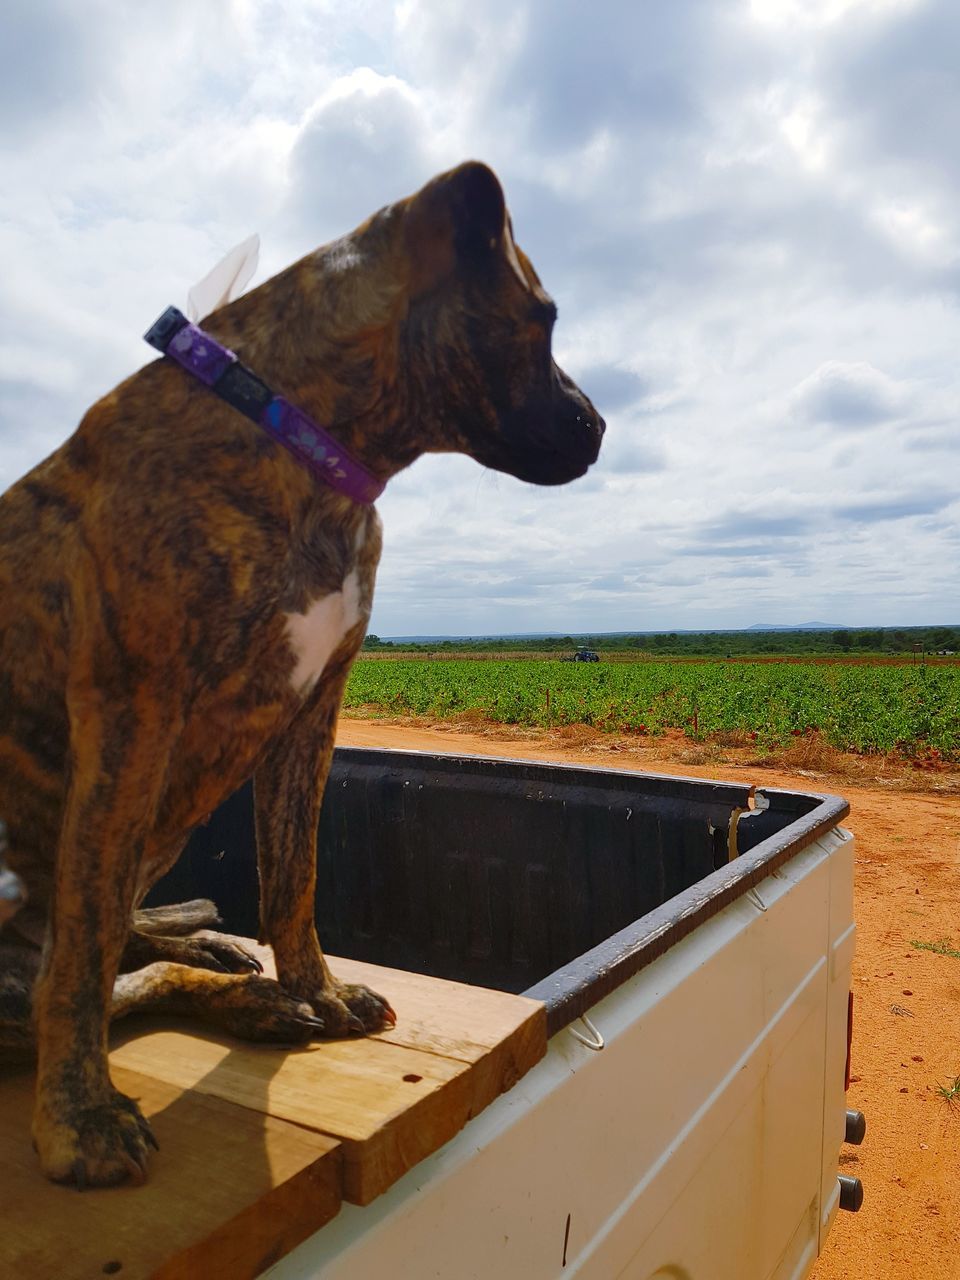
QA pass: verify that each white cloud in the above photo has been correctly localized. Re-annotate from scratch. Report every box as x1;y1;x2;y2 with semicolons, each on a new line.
286;70;434;239
1;0;958;632
749;0;921;28
788;361;910;427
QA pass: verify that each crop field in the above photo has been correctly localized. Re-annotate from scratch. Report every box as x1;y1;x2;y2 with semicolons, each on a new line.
344;658;960;760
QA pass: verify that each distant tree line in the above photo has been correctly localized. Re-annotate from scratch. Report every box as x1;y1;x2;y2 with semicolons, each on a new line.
362;626;960;657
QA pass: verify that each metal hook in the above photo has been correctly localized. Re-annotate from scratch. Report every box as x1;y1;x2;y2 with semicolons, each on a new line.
569;1014;605;1051
747;886;768;913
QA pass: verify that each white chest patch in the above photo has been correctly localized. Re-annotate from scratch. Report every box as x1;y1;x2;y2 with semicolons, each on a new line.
285;569;363;695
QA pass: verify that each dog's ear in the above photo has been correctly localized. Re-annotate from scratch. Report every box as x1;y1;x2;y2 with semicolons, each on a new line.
441;162;507;261
404;161;507;292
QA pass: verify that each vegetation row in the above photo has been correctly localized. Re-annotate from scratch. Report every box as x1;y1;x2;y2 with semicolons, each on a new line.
345;658;960;760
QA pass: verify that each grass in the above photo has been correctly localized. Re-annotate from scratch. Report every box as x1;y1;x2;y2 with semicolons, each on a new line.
910;938;960;960
935;1076;960;1106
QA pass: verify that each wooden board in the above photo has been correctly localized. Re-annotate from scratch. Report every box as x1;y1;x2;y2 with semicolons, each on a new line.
0;1063;341;1280
111;949;547;1204
0;949;545;1278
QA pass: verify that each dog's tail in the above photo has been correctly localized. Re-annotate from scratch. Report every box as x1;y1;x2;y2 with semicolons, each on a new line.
133;899;222;937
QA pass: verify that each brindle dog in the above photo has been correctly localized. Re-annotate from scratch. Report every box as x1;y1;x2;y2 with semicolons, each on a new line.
0;161;604;1187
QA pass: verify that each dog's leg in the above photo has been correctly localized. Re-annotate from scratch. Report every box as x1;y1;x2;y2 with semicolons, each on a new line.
120;929;264;976
254;686;396;1037
133;899;222;936
110;962;326;1040
31;689;173;1187
123;896;264;974
3;952;326;1059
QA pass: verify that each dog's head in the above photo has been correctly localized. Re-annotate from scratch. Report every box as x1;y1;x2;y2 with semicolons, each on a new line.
397;162;605;486
211;162;602;488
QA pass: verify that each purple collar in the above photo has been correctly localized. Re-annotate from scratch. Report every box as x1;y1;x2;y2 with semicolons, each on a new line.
144;306;384;504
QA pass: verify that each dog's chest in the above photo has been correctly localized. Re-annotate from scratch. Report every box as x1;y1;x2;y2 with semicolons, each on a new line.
284;571;364;694
280;515;379;696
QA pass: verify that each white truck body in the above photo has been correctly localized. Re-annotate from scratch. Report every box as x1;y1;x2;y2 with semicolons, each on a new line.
261;817;856;1280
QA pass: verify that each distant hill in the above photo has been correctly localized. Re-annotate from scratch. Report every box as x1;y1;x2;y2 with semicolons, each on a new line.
746;622;842;631
384;633;562;644
382;624;952;643
385;626;846;642
366;623;960;658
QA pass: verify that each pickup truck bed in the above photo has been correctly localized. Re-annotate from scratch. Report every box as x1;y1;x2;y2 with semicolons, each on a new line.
155;747;855;1280
0;749;855;1279
157;747;849;1037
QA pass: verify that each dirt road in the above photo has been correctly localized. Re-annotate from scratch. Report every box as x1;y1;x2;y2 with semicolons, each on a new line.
335;715;960;1280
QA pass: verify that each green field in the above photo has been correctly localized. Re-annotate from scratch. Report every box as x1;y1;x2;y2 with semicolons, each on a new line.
344;658;960;760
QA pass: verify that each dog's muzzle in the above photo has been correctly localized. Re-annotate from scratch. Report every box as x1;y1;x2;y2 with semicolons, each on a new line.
497;364;606;486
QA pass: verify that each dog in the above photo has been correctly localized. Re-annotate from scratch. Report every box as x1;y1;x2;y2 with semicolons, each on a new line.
0;160;604;1187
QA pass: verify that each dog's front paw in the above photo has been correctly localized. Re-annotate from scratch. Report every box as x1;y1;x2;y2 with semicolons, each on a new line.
310;982;397;1037
33;1088;158;1189
208;975;328;1043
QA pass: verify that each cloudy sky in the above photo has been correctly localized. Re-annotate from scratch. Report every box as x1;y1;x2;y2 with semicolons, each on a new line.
2;0;958;635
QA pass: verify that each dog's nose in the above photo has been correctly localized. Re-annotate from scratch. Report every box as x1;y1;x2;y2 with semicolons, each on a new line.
578;407;604;445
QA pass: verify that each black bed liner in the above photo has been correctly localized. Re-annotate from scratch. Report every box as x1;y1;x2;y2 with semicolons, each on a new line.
149;747;849;1036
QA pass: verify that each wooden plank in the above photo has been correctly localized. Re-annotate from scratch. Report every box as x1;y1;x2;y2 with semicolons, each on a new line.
238;940;546;1072
110;1028;466;1205
312;955;548;1130
0;1064;341;1280
111;950;547;1205
289;952;546;1066
221;939;546;1062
